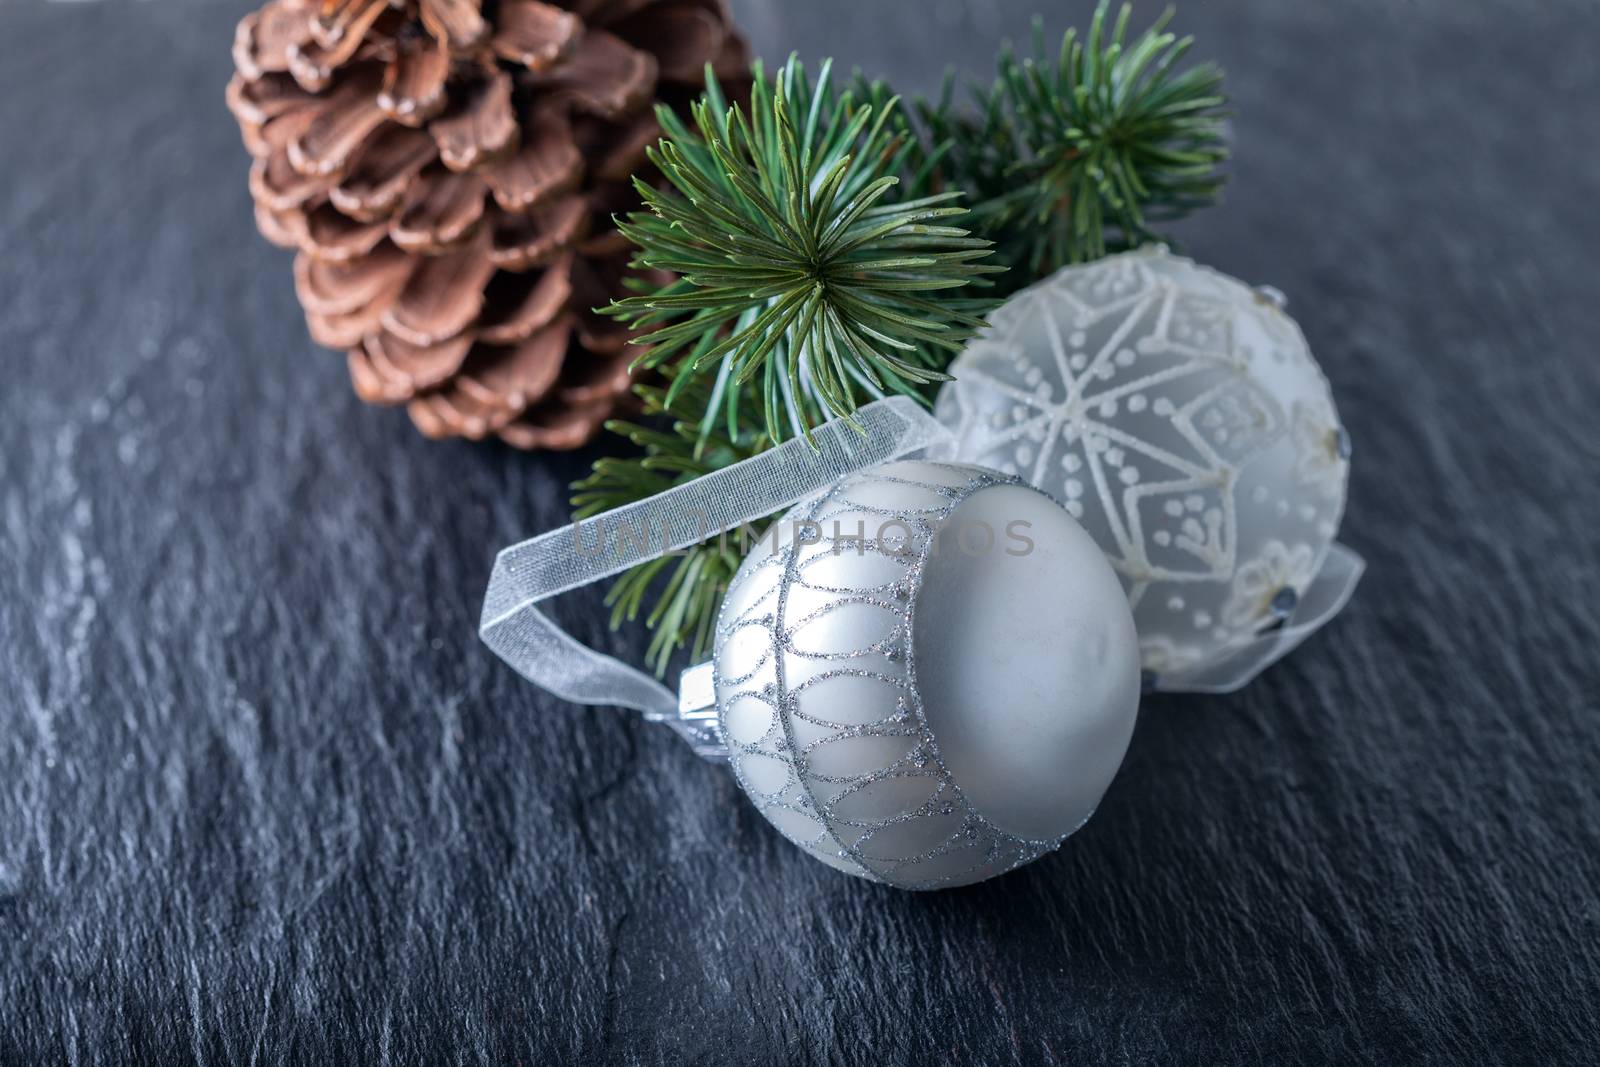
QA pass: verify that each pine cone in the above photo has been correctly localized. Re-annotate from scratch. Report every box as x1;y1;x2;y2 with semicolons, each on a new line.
226;0;748;449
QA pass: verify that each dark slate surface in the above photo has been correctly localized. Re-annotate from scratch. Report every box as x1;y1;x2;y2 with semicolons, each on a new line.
3;0;1598;1062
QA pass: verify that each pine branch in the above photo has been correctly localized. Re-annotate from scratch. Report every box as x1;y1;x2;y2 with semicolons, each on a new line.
920;2;1228;280
575;2;1228;678
571;369;772;676
605;57;1001;446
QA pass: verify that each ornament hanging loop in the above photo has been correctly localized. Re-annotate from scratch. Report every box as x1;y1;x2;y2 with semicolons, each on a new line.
479;397;954;760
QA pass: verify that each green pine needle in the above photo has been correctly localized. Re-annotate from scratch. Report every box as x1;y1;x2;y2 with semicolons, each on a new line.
605;56;1002;446
577;2;1229;679
570;370;771;676
920;2;1228;278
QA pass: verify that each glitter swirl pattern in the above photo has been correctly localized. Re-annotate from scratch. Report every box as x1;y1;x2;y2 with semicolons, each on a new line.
711;462;1078;889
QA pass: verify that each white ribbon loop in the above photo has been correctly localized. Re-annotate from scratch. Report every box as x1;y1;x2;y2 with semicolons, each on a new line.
479;397;952;757
1150;543;1366;694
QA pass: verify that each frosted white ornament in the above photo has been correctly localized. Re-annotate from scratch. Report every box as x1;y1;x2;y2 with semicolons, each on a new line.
934;246;1361;691
703;459;1140;890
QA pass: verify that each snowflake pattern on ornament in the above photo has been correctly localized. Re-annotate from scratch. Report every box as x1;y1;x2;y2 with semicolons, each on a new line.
935;246;1350;678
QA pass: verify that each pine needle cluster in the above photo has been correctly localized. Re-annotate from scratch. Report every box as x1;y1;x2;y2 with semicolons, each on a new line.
571;369;770;677
920;5;1227;280
575;1;1229;675
605;59;1000;445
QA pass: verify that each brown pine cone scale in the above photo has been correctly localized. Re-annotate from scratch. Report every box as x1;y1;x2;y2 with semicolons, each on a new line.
227;0;749;449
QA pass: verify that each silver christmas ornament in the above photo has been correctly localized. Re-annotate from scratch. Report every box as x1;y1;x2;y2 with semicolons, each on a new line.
481;399;1144;890
934;246;1360;690
694;459;1141;889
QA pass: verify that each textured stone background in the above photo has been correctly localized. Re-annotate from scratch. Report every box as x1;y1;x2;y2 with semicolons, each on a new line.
3;0;1598;1063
